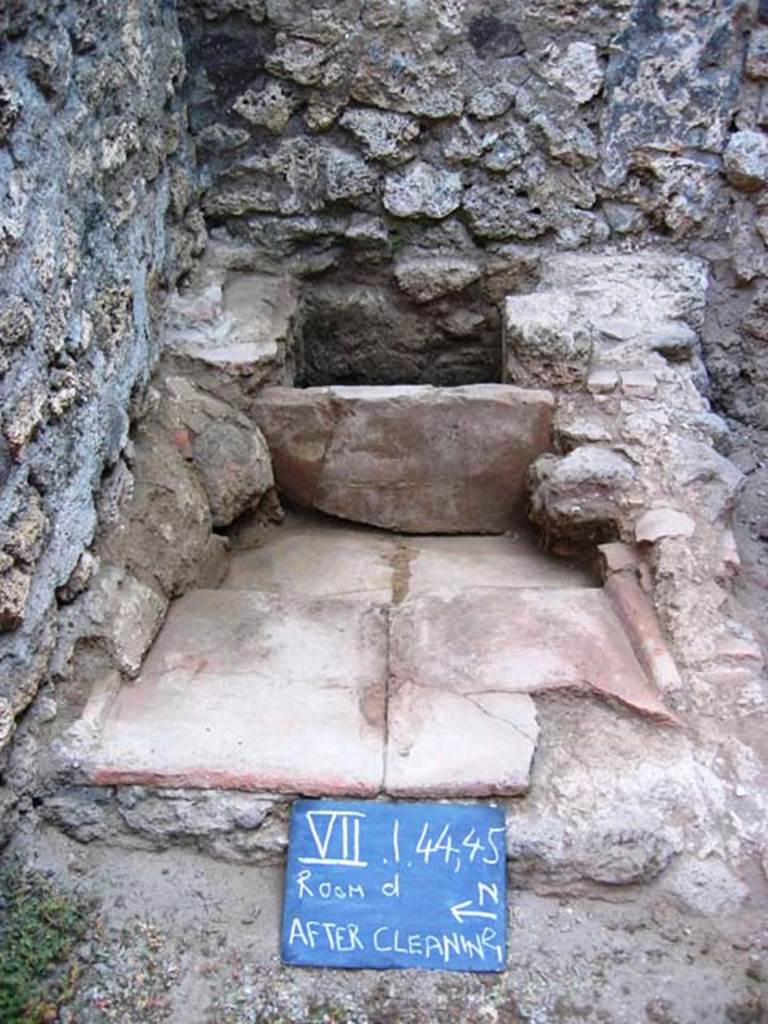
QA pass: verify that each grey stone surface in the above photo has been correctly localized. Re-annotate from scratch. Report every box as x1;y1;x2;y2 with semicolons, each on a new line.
0;0;199;759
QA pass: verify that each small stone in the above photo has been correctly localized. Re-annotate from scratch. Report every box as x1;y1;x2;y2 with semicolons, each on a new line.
0;697;13;749
555;414;613;448
339;108;419;165
620;370;657;399
192;421;274;528
597;317;639;341
197;123;250;153
350;50;463;119
0;566;32;631
3;386;46;456
463;182;548;240
529;446;639;543
467;82;515;120
723;131;768;191
232;82;298;132
304;90;347;133
442;118;496;165
393;256;481;303
648;322;697;361
57;551;97;605
344;214;389;246
603;200;645;235
323;147;377;202
747;27;768;79
3;490;47;565
541;41;604;104
266;34;330;86
383;161;463;220
531;111;598;167
0;75;22;142
23;37;71;99
635;508;696;544
80;567;167;677
586;369;619;394
482;125;530;173
0;297;34;347
440;309;486;337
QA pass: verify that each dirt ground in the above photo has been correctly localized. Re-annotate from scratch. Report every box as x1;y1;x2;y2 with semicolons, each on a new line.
6;822;765;1024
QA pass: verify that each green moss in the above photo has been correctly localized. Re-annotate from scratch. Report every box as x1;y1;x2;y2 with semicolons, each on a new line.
0;862;95;1024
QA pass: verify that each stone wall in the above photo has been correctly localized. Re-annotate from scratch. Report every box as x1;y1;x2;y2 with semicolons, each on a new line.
2;0;768;842
0;2;202;775
178;0;768;415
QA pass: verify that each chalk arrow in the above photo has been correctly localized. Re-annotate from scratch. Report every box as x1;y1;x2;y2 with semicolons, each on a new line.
450;900;498;924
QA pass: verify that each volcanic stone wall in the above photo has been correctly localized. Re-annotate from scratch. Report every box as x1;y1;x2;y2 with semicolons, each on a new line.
179;0;768;410
0;1;201;769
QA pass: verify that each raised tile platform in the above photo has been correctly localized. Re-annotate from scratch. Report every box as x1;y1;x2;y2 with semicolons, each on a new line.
62;514;672;798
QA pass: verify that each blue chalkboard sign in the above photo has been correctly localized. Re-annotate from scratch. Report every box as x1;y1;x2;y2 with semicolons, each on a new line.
281;799;507;972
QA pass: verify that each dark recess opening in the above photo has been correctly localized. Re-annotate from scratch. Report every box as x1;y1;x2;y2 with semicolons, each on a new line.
295;281;504;388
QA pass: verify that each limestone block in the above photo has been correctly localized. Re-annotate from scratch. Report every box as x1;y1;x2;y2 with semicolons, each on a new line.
467;82;515;120
540;41;604;104
0;75;22;142
97;432;213;599
529;446;639;543
620;370;657;399
482;125;530;172
503;291;594;389
441;118;496;165
393;255;481;303
0;297;34;348
541;252;709;330
232;82;298;132
648;322;698;362
350;50;463;119
72;566;168;678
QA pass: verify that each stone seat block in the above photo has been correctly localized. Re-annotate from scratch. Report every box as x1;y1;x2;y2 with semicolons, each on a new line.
251;383;554;534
